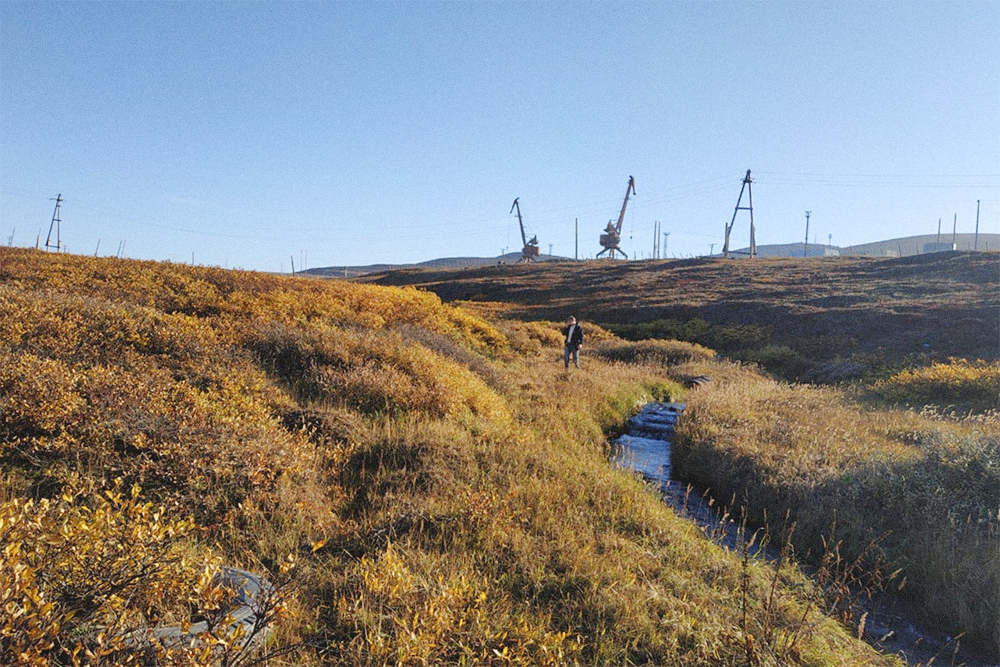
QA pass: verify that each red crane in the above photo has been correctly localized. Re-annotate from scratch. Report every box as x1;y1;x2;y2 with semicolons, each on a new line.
597;176;635;259
510;198;540;262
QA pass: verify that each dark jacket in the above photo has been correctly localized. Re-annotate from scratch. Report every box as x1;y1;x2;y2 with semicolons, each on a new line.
562;323;584;349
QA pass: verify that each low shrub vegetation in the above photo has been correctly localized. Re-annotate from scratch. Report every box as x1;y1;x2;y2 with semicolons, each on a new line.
0;481;279;667
1;248;898;665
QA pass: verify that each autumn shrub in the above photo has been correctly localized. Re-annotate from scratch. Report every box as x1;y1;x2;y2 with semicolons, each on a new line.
0;481;274;667
871;357;1000;413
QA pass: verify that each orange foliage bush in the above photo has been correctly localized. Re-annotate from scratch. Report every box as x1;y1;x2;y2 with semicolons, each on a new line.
0;482;254;667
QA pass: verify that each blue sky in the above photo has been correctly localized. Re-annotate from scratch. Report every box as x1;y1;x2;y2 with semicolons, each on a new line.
2;1;998;271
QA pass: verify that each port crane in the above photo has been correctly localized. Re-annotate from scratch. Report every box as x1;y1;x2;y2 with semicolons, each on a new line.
510;198;540;262
597;176;635;259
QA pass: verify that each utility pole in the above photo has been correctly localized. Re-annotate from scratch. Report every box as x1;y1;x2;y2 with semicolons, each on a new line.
663;232;670;258
974;200;980;250
652;220;659;259
574;218;578;260
952;213;957;246
290;255;296;273
804;211;811;257
45;194;62;252
937;218;942;243
723;170;755;258
94;239;100;256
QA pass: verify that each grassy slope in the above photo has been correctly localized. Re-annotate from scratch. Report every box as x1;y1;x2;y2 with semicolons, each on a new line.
361;251;999;381
0;248;894;666
359;252;1000;654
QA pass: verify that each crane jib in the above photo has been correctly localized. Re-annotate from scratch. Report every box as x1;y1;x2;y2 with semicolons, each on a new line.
510;198;527;247
614;176;636;233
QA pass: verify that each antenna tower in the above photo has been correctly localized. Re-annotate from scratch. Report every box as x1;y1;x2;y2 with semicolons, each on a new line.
722;171;756;259
45;194;63;252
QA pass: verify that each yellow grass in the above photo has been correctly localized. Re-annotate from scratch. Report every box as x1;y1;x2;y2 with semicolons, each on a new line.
0;248;898;666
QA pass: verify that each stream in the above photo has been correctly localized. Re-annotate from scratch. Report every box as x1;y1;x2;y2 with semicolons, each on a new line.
614;402;998;667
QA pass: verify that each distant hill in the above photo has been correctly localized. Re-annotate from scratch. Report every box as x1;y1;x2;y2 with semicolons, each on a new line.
729;233;1000;258
842;233;1000;257
304;253;568;278
310;235;999;276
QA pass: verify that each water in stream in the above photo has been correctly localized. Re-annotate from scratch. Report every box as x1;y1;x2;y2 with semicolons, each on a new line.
614;402;998;667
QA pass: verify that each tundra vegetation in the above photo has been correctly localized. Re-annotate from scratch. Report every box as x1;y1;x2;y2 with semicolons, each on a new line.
368;254;1000;657
674;358;1000;653
0;247;905;666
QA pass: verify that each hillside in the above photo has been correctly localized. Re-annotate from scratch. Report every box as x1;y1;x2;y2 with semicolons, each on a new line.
363;251;1000;381
305;235;1000;278
842;233;1000;257
303;253;568;278
0;247;900;666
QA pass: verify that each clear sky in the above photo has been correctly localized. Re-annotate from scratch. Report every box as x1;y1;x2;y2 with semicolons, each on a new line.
2;1;998;271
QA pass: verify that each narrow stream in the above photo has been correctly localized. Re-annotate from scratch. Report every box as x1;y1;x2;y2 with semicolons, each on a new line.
614;402;997;667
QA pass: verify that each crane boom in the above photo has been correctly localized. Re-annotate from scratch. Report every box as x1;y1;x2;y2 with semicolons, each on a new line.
510;197;539;262
510;198;527;247
614;176;636;233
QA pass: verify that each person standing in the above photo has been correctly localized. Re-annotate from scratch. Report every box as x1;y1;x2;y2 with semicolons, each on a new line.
562;316;584;369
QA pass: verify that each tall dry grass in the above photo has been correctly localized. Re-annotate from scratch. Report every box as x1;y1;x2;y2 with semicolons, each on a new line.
674;361;1000;652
